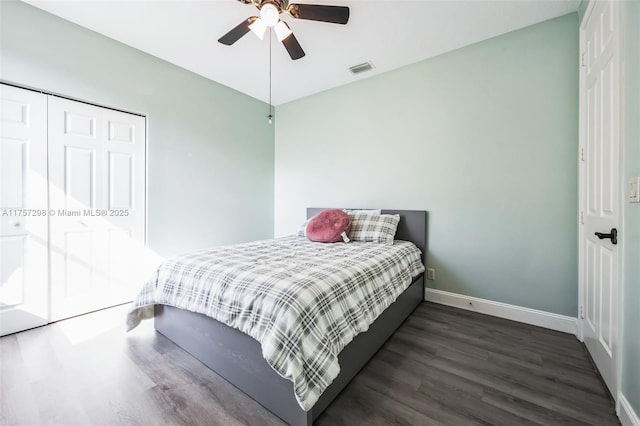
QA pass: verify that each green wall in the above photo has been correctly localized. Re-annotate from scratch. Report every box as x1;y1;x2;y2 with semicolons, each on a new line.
0;0;274;257
275;14;579;317
622;0;640;416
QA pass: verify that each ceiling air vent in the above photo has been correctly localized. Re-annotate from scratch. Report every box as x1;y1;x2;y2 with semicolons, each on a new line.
349;62;374;75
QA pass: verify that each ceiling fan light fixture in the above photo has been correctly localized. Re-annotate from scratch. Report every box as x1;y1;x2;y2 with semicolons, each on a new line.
260;3;280;27
274;21;293;42
249;17;267;39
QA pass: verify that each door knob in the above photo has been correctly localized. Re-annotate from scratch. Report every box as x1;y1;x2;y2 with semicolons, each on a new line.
595;228;617;245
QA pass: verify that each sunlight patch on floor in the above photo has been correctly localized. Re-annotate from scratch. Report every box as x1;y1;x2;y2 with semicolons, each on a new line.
54;303;136;345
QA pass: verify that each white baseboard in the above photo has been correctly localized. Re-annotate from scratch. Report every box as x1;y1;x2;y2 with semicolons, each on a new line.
424;288;578;335
619;393;640;426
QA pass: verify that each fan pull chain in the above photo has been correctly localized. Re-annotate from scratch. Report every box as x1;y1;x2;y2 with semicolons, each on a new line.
268;29;273;124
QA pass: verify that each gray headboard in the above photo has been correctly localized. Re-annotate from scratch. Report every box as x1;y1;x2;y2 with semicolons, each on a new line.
306;208;427;264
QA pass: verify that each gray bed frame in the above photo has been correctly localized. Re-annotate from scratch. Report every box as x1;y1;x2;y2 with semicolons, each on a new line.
154;209;427;425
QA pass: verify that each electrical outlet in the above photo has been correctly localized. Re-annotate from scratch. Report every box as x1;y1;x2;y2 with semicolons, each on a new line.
427;268;436;280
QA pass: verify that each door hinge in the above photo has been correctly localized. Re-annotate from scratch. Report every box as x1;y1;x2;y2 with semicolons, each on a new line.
580;147;585;162
580;211;584;225
580;305;584;319
581;53;586;67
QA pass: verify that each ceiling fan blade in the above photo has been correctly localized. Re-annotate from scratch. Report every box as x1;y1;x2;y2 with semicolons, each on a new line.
282;33;305;60
218;17;257;45
287;4;349;24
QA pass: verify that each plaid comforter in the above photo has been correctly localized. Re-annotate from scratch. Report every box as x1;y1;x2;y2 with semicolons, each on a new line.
126;236;424;411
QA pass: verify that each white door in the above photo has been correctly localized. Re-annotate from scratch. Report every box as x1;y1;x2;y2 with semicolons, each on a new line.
48;96;145;321
580;0;620;397
0;85;49;336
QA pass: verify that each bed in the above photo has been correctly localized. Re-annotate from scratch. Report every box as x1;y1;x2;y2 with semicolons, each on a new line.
128;208;427;425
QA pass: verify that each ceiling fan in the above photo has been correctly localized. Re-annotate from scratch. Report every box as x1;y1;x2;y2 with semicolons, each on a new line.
218;0;350;60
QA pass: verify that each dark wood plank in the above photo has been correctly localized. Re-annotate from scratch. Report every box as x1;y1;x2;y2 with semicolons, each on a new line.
0;302;620;425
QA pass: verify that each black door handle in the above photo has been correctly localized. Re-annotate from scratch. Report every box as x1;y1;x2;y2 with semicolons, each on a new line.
595;228;617;245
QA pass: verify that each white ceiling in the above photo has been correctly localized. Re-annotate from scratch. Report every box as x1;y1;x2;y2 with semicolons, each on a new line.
24;0;580;105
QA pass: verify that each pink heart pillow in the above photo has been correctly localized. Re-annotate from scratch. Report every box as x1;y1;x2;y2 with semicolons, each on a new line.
306;209;351;243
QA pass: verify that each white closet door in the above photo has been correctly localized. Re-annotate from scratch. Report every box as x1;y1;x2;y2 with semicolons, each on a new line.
0;84;49;336
48;96;145;321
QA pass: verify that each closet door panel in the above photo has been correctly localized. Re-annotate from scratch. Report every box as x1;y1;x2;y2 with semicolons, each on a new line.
103;106;146;296
65;147;97;208
0;84;48;336
48;97;145;321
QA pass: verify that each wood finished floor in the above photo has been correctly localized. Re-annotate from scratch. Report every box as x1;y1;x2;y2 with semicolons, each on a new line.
1;302;619;426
